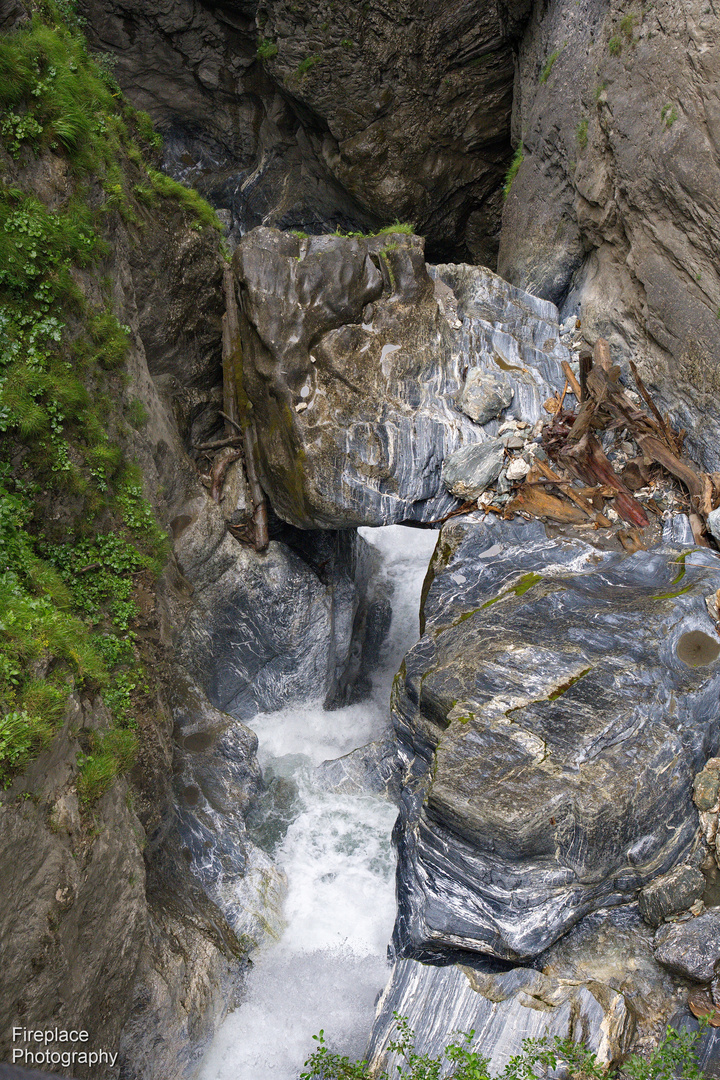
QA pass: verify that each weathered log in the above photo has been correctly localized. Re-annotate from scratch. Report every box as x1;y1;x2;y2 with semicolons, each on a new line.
221;265;269;551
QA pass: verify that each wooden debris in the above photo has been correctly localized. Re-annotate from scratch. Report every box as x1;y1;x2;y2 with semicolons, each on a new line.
210;447;242;503
688;988;720;1027
221;265;269;551
617;529;646;554
561;361;583;402
506;485;589;524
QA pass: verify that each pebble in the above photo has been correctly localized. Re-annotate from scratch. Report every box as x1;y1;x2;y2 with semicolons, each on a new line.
506;458;531;481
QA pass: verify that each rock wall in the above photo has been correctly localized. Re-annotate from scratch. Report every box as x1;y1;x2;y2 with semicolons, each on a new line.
78;0;536;263
499;0;720;471
391;512;720;963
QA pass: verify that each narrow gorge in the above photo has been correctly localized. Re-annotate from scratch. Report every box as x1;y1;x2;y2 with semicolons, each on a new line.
1;2;719;1080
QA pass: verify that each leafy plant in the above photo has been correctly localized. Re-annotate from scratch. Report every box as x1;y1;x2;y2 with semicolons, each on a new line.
608;34;622;55
540;48;562;84
503;143;524;200
661;103;678;128
297;55;322;75
257;37;278;60
300;1015;704;1080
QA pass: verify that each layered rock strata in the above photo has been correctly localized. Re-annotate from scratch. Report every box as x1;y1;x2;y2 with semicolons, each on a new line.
391;512;720;963
234;228;571;529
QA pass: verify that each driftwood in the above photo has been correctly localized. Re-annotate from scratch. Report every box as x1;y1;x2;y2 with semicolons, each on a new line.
221;264;269;551
541;337;720;536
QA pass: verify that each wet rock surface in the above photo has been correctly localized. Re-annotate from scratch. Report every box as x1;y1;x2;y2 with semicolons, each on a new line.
366;957;633;1076
235;228;570;528
391;512;720;963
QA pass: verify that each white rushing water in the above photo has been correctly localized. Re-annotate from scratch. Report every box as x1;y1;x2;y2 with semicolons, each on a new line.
200;525;438;1080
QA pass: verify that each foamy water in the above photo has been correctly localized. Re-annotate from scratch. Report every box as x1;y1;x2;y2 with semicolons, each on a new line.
199;525;438;1080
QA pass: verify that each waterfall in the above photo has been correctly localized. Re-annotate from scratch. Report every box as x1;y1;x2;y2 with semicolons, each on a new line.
199;524;438;1080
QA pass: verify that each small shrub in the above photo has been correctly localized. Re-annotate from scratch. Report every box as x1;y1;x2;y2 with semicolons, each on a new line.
0;710;53;787
300;1014;705;1080
540;48;561;84
257;38;278;60
620;13;637;39
77;728;138;804
576;117;589;149
503;142;524;200
376;220;415;235
341;39;355;50
126;398;148;429
297;55;322;75
608;34;622;55
661;103;678;128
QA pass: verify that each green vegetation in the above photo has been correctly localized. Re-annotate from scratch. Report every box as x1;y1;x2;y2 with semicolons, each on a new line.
576;117;589;149
661;103;678;128
376;220;415;235
619;13;637;39
257;38;278;60
540;48;562;84
300;1016;705;1080
340;39;355;50
608;34;623;55
0;2;218;797
502;143;524;200
297;54;322;75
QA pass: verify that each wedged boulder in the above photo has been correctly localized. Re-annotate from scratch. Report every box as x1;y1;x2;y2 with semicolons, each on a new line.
366;959;633;1076
234;228;572;528
392;512;720;963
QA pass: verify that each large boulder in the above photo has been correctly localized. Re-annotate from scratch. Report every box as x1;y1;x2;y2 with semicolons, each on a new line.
391;512;720;963
234;228;571;528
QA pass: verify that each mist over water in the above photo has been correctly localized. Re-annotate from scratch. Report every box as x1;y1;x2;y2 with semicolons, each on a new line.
199;525;438;1080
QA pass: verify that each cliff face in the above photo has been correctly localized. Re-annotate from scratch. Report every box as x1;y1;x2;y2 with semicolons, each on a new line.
79;0;532;263
4;1;720;1078
500;0;720;470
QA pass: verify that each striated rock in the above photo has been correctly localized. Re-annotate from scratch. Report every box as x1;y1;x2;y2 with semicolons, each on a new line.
639;866;706;929
235;228;571;528
175;498;387;716
366;959;633;1076
459;369;515;425
392;512;720;963
442;438;506;499
654;911;720;983
540;907;683;1040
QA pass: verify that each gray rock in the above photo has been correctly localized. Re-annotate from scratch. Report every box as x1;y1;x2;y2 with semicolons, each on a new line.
639;866;706;928
81;0;534;263
366;959;633;1076
392;512;720;962
442;439;506;500
540;907;682;1040
654;911;720;983
234;228;570;528
707;509;720;548
459;369;514;425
